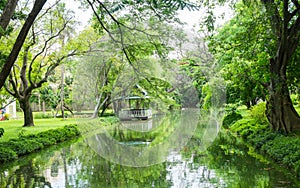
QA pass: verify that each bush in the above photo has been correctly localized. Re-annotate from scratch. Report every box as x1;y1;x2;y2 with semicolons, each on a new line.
249;102;268;124
295;160;300;176
222;112;243;128
99;116;119;125
231;119;268;139
0;147;17;163
34;112;53;119
0;128;4;138
32;136;56;146
229;116;300;176
3;138;44;155
262;136;300;164
0;124;81;163
247;130;278;149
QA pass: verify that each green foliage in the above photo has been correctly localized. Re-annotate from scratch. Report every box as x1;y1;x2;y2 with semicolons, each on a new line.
0;0;7;10
291;94;299;106
138;77;179;110
93;0;198;30
0;124;80;163
39;86;59;110
222;112;242;129
34;112;53;119
262;136;300;163
295;161;300;177
1;138;43;156
99;116;119;125
208;2;270;107
247;130;277;150
0;147;17;163
201;77;226;111
0;127;4;138
249;102;267;124
18;129;26;138
229;115;300;176
201;82;212;110
256;134;300;176
231;119;268;139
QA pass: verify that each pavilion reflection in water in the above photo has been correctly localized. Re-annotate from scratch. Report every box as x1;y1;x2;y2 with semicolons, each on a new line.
120;119;155;132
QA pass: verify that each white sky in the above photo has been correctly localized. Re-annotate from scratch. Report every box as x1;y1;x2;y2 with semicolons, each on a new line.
62;1;232;31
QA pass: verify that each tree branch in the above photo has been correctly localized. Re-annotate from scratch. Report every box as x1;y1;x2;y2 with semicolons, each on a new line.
0;0;18;38
261;0;282;37
28;17;72;86
0;0;47;90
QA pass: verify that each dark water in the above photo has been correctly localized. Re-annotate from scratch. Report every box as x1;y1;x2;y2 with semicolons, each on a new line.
0;111;299;187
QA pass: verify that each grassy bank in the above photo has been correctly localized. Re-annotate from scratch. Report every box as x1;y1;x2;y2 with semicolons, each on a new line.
0;115;119;164
223;102;300;177
0;124;81;163
0;118;79;142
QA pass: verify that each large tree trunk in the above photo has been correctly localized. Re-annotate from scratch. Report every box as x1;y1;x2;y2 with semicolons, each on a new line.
260;0;300;133
19;95;34;127
266;59;300;133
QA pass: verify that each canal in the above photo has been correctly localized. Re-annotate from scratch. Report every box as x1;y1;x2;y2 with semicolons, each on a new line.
0;111;299;187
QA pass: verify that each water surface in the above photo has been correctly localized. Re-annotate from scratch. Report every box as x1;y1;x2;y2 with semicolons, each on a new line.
0;112;299;187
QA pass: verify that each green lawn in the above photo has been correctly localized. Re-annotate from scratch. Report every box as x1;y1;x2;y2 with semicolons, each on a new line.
0;118;81;142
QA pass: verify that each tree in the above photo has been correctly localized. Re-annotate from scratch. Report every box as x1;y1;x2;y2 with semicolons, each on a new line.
4;3;94;126
261;0;300;132
207;0;300;132
0;0;199;90
73;38;124;118
73;11;191;117
208;3;270;108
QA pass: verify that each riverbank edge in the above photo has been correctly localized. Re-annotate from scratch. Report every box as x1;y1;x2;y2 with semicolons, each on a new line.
0;124;81;163
224;108;300;177
0;116;120;164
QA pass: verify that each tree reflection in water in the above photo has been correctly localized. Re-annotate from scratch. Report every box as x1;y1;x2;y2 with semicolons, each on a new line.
0;112;299;187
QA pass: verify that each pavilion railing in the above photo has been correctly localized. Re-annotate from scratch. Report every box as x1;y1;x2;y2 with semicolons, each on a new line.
119;109;152;120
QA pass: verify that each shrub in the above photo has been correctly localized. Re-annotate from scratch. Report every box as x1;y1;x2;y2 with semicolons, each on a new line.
34;112;53;119
249;102;268;124
295;161;300;176
262;136;300;163
3;138;43;156
247;130;278;149
0;124;81;163
99;116;119;125
0;128;4;138
34;136;57;146
227;106;300;177
0;147;17;163
222;112;243;128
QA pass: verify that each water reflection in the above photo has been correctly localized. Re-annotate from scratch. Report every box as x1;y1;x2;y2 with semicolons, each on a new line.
0;113;299;187
84;110;201;167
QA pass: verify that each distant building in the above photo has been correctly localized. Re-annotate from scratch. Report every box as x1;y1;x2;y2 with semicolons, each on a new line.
1;101;17;119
